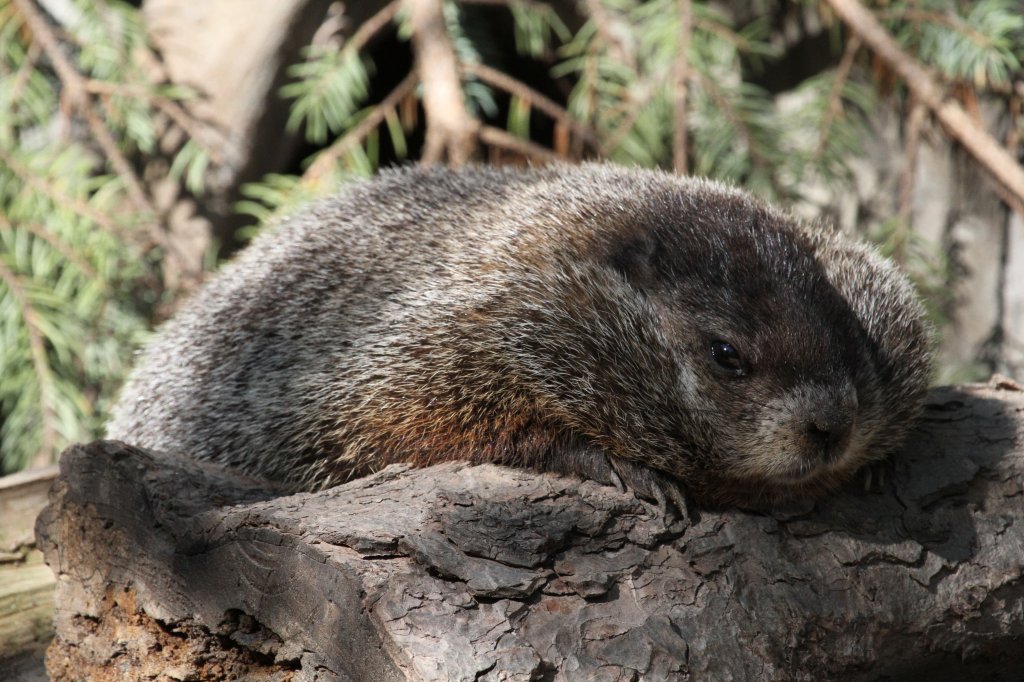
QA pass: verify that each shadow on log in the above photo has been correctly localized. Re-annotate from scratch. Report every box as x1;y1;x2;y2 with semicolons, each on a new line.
35;381;1024;681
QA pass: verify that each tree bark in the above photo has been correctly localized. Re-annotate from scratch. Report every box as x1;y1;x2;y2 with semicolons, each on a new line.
35;380;1024;681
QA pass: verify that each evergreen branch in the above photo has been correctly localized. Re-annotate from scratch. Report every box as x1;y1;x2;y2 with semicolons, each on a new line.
583;0;638;72
0;258;58;464
672;0;692;175
877;8;993;52
303;71;418;184
309;3;347;47
826;0;1024;208
602;81;660;156
815;34;861;162
456;0;553;9
0;147;123;235
694;73;773;177
9;40;41;113
0;214;100;281
463;62;599;148
692;16;754;52
13;0;154;216
84;80;227;165
479;124;560;162
579;52;599;156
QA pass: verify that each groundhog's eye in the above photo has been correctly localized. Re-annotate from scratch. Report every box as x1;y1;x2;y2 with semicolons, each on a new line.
709;340;747;376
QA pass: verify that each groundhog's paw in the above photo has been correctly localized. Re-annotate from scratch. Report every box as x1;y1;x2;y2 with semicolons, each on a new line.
606;455;692;523
861;458;893;493
542;443;691;522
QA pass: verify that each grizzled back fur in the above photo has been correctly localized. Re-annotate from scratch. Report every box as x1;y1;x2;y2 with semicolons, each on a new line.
108;164;932;505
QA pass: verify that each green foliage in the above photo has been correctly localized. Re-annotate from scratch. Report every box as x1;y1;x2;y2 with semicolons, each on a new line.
509;1;570;59
234;172;353;237
556;0;876;198
885;0;1024;89
0;149;145;473
775;73;876;186
0;0;175;473
283;45;373;145
869;216;954;328
443;2;498;118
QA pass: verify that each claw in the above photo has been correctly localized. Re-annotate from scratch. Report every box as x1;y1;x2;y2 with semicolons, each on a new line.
606;455;691;523
649;480;669;515
665;482;690;520
862;460;889;493
607;465;626;494
536;440;693;523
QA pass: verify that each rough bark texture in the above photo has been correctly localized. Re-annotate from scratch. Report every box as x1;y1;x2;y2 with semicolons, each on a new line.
36;381;1024;681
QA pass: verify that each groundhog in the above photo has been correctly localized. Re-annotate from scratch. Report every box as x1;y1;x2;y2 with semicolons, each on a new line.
107;164;932;508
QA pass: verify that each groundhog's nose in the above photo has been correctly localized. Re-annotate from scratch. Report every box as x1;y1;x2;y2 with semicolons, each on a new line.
804;411;853;461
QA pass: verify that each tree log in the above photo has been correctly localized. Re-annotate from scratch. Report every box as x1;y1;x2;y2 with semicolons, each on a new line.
35;381;1024;680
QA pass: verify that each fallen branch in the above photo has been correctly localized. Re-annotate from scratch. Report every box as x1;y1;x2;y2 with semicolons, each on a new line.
37;381;1024;679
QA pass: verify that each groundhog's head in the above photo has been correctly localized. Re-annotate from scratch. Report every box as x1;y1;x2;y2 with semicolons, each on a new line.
507;167;933;506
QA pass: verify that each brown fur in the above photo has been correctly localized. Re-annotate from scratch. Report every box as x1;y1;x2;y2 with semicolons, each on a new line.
108;164;933;507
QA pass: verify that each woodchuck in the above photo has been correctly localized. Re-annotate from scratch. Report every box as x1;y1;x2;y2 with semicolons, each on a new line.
107;164;932;508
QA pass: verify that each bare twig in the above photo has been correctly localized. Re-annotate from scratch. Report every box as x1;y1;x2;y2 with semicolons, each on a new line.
85;80;227;165
404;0;480;166
826;0;1024;207
13;0;154;216
479;125;562;163
0;259;58;466
815;34;861;162
346;1;401;53
898;99;926;226
990;180;1024;218
584;0;637;72
464;62;599;149
303;71;418;184
672;0;692;175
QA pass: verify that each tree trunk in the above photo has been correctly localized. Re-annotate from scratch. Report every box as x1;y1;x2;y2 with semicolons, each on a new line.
35;380;1024;681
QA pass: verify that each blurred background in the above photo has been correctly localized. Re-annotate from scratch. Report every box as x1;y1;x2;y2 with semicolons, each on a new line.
1;0;1022;474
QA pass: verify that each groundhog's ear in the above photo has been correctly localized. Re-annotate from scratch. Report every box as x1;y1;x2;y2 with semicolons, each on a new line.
608;236;660;288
